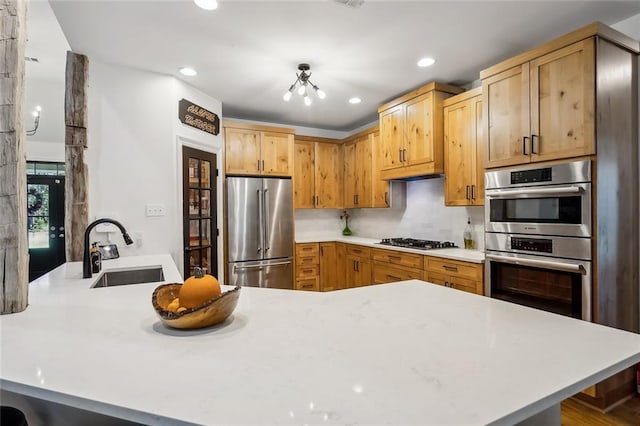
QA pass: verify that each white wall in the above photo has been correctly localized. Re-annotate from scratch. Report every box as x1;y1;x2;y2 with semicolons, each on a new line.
295;178;485;250
87;61;223;280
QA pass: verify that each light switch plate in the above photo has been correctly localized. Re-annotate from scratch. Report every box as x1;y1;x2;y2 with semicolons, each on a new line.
146;204;165;217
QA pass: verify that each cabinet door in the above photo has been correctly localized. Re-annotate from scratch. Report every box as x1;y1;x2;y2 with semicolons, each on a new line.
319;242;338;292
380;105;405;170
426;271;450;288
315;142;343;209
336;243;347;290
225;128;261;175
371;131;390;208
444;99;474;206
405;92;434;166
483;64;531;168
343;142;357;208
345;254;358;288
529;38;595;163
355;136;373;207
293;141;315;209
355;258;372;288
261;132;293;176
472;97;485;205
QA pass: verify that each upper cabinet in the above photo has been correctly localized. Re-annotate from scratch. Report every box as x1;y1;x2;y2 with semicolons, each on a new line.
443;88;484;206
293;136;343;209
378;82;464;180
224;122;294;176
482;38;595;168
343;126;390;208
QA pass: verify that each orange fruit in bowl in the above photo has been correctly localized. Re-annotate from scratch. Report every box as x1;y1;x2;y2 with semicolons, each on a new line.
179;267;221;309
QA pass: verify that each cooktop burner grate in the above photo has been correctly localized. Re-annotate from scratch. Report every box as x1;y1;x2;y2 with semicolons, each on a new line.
378;238;457;250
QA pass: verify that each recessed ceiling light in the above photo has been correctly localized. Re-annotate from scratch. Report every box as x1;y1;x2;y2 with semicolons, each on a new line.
194;0;218;10
417;57;436;68
179;67;197;77
348;97;361;104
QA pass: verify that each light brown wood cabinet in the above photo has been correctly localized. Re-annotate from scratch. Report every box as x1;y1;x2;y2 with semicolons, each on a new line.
371;248;423;285
443;88;484;206
424;256;484;295
294;137;343;209
378;82;464;180
345;245;372;288
295;243;319;291
319;242;343;291
343;126;389;208
224;122;294;176
482;38;595;169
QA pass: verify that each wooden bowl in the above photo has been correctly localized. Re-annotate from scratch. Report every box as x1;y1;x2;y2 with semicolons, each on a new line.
152;284;241;329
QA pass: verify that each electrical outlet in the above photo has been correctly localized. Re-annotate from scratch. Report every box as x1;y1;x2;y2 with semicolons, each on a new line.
145;204;165;217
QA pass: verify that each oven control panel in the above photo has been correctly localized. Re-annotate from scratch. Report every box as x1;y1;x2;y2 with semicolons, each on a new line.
510;237;553;254
510;167;552;185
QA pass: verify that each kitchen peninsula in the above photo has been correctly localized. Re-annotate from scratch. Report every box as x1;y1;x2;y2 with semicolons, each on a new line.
2;256;640;425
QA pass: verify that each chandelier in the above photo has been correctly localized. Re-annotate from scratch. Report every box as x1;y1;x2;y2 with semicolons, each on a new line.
26;106;41;136
283;63;326;106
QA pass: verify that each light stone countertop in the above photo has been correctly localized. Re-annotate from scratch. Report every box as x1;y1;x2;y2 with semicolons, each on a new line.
2;255;640;425
295;235;485;263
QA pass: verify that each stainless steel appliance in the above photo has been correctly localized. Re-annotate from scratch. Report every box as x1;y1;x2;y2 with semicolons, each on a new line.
485;233;591;320
485;160;593;320
485;160;591;238
226;177;294;289
378;238;457;250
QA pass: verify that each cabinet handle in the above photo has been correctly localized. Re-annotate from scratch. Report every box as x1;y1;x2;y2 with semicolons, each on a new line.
442;265;458;272
312;195;316;206
471;185;476;200
465;185;470;200
356;261;359;272
531;134;538;154
403;149;407;163
398;148;403;163
387;274;402;280
384;191;389;205
353;249;361;254
353;260;356;272
257;160;261;171
444;281;449;287
302;247;312;251
522;136;529;155
303;269;313;273
316;195;319;206
353;195;356;205
302;284;314;289
261;160;265;171
320;246;324;256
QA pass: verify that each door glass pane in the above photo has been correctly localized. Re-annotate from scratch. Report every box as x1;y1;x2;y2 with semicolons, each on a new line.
57;163;65;176
189;220;200;247
201;161;210;188
35;163;58;176
201;219;210;246
189;189;200;216
27;184;50;249
26;162;36;175
201;248;211;275
200;190;211;217
188;250;201;277
189;158;199;187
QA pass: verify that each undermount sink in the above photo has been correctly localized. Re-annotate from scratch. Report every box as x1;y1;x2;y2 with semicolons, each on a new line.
91;267;165;288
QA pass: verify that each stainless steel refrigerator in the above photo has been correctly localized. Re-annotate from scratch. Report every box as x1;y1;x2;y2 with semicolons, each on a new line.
226;177;294;289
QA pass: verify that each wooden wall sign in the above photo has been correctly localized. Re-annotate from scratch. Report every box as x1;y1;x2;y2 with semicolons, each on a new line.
179;99;219;135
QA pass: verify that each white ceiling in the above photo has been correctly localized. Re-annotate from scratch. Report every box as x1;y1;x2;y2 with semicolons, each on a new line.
48;0;640;131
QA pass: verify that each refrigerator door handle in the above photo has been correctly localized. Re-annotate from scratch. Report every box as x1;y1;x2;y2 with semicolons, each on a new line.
264;188;270;252
234;261;291;270
257;188;263;254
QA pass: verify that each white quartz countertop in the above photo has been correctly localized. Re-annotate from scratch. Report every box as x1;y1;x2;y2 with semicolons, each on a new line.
295;235;485;263
2;255;640;425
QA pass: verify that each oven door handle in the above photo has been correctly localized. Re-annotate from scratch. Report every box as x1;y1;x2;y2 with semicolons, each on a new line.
485;254;586;274
486;186;583;198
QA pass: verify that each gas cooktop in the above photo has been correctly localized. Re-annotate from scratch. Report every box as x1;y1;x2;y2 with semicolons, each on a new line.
378;238;458;250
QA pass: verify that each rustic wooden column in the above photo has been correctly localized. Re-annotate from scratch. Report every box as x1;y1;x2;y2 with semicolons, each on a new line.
0;0;28;314
64;52;89;261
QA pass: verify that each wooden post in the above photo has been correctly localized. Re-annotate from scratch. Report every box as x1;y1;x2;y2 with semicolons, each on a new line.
0;0;28;314
64;52;89;261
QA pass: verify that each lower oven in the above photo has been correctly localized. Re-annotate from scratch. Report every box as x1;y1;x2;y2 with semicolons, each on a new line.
485;233;591;321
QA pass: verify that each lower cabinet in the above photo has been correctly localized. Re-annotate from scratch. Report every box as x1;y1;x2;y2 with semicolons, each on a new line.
424;256;484;295
371;248;423;284
345;245;372;288
295;243;319;291
319;242;339;292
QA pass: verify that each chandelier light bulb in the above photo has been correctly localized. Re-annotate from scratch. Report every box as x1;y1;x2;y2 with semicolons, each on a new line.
283;91;293;102
317;89;326;99
194;0;218;10
304;95;312;106
297;85;306;96
35;105;42;113
32;110;39;117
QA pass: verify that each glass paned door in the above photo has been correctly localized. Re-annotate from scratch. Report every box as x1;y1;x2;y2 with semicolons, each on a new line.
27;175;65;281
182;146;218;278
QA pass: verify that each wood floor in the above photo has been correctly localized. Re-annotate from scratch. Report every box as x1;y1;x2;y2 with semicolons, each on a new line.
562;396;640;425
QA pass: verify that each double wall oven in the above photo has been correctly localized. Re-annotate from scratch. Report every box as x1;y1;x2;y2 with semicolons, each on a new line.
484;160;592;320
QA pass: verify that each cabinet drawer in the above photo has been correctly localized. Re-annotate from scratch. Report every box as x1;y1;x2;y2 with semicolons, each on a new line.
296;265;319;279
295;277;319;291
296;243;319;258
372;248;423;269
426;271;449;287
372;262;422;285
449;276;483;295
346;245;371;257
426;257;482;280
297;254;319;266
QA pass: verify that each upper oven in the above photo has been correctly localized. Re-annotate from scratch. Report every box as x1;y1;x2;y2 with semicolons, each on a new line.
485;160;591;237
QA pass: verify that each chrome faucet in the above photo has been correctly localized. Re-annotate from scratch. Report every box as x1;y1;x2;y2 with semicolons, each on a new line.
83;218;134;278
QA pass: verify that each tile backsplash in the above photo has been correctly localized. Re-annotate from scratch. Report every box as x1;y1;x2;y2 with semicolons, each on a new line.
295;177;486;251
